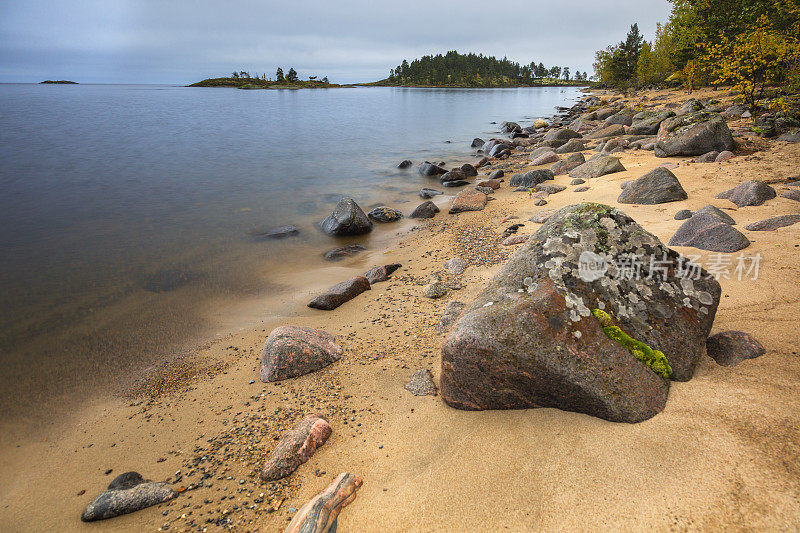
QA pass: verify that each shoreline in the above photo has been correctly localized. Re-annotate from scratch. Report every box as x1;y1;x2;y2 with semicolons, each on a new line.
2;86;800;530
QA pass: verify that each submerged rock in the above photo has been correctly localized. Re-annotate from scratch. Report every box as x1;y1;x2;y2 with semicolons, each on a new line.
307;276;371;310
320;198;373;236
397;160;413;169
706;331;766;367
405;369;438;396
261;414;332;481
285;472;362;533
617;167;688;205
81;473;176;522
419;188;443;199
249;225;300;239
260;326;342;382
715;180;776;207
323;244;366;261
440;203;721;423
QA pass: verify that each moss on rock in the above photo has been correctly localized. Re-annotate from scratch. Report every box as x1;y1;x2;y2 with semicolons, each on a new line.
592;309;673;379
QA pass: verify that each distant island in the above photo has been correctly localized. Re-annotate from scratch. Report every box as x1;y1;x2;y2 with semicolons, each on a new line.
40;80;78;84
368;51;591;88
189;68;344;89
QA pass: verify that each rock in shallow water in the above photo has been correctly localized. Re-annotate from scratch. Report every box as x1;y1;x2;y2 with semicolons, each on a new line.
367;206;402;223
260;326;342;382
323;244;366;261
440;203;721;423
81;473;176;522
419;187;443;199
706;331;766;367
320;198;373;236
261;414;332;481
308;276;371;310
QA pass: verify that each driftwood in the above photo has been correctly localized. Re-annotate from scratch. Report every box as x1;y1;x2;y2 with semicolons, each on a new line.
285;473;362;533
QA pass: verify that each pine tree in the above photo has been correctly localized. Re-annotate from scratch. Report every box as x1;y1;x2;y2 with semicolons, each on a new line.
275;68;284;83
286;68;298;83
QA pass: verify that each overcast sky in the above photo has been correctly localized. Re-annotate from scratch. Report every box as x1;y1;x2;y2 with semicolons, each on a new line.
0;0;672;84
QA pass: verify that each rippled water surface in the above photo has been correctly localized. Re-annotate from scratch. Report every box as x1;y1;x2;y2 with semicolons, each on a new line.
0;83;583;425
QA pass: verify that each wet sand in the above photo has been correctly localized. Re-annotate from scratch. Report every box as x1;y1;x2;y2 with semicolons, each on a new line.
1;88;800;531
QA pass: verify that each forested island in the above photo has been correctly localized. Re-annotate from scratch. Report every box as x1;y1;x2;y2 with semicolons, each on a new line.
189;68;342;89
40;80;78;84
369;51;590;87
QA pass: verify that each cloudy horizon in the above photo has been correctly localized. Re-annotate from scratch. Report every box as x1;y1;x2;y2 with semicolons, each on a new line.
0;0;672;84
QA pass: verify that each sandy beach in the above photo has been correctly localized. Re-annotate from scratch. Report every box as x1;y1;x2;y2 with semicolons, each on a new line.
2;87;800;532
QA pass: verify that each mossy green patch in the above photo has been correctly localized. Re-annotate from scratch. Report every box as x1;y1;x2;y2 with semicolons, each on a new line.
591;308;672;379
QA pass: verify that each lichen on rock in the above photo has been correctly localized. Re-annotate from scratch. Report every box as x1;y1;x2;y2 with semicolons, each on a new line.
591;308;673;379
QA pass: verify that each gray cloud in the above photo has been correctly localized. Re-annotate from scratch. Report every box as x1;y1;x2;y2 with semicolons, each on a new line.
0;0;672;83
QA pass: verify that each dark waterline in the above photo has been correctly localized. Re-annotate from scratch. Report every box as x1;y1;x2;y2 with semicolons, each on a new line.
0;83;583;427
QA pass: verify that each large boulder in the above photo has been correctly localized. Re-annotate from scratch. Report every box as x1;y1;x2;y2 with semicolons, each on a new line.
715;180;776;207
654;114;735;157
617;167;688;205
260;326;343;382
449;189;488;214
669;213;750;252
509;169;554;188
628;110;676;135
81;473;176;522
320;198;373;236
568;155;625;179
441;203;721;422
307;276;371;310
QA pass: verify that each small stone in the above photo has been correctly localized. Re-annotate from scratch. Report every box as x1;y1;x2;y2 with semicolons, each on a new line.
404;369;438;396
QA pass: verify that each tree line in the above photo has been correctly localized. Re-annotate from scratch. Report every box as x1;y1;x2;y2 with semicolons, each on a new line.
385;51;589;87
228;69;329;84
593;0;800;108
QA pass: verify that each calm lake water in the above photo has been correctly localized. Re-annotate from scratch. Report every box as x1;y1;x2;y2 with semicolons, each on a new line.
0;83;582;427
